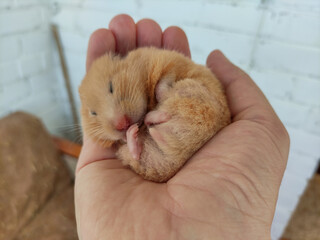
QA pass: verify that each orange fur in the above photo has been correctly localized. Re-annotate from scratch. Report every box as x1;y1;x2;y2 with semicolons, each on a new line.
79;47;231;182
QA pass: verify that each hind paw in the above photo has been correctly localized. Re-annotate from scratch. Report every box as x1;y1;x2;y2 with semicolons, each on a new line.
144;110;171;126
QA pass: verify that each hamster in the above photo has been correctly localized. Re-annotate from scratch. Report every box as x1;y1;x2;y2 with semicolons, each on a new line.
79;47;231;182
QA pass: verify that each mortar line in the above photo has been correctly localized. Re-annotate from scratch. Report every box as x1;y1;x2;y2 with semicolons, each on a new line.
247;0;270;72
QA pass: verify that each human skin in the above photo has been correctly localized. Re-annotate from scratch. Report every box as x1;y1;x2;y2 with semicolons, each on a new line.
75;14;290;240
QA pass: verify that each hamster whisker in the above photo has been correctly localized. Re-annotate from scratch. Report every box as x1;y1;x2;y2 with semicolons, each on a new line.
87;127;105;140
55;124;82;131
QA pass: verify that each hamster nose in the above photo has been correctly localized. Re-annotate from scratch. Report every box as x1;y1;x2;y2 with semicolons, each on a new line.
115;115;131;131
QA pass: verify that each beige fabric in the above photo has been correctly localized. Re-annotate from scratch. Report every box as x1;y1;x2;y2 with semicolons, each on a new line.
15;186;77;240
0;112;77;240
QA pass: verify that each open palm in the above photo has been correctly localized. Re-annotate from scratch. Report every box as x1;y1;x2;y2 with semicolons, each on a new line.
75;15;289;240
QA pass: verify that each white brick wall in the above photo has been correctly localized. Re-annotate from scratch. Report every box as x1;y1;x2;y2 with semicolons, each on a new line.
0;1;72;136
1;0;319;239
253;40;320;77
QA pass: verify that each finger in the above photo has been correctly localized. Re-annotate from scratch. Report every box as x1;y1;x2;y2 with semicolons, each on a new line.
109;14;136;56
136;19;162;48
162;26;191;58
86;28;116;71
76;135;117;174
206;50;276;121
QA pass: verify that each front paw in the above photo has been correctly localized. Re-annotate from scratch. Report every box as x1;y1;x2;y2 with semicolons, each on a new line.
126;124;142;160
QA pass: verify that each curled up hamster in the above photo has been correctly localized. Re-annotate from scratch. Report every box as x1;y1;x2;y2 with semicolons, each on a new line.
79;47;231;182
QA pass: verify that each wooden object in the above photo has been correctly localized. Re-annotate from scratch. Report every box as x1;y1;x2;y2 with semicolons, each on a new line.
52;136;82;158
51;24;81;138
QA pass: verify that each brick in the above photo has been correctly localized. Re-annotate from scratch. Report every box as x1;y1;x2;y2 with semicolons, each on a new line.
52;66;71;103
21;31;51;55
14;0;43;7
75;10;114;34
39;104;70;135
1;80;32;107
13;89;57;116
59;30;88;53
51;8;77;30
261;9;320;46
0;62;22;85
292;76;320;106
197;3;263;34
53;66;65;90
64;52;86;87
305;107;320;135
184;26;255;66
19;54;44;78
0;36;21;62
137;1;263;35
82;0;138;14
50;0;82;7
216;0;261;6
42;51;56;70
269;98;310;127
0;0;12;9
253;40;320;77
268;0;320;13
137;1;205;27
287;126;320;157
0;8;42;35
56;51;86;105
29;71;55;93
40;6;52;29
249;69;295;100
52;50;61;66
285;151;319;179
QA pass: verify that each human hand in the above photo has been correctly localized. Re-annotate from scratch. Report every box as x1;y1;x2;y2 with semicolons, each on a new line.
75;14;290;240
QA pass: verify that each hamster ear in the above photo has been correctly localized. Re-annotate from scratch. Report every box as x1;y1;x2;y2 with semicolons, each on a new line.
98;139;116;148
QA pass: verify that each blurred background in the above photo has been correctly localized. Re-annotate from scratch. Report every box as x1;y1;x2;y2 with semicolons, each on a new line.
0;0;319;239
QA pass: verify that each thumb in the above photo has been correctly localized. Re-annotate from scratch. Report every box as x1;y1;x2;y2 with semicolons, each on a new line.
206;49;290;167
206;50;275;122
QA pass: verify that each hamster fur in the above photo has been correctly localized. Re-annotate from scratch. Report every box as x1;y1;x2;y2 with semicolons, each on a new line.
79;47;231;182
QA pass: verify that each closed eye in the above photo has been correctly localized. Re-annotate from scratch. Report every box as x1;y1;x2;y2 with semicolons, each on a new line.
109;81;113;94
90;110;97;116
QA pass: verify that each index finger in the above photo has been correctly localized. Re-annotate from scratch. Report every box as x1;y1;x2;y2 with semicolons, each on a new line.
86;28;116;71
109;14;136;56
162;26;191;58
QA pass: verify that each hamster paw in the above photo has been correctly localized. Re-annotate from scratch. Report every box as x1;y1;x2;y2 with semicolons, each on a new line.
126;124;142;160
144;110;171;126
144;110;172;151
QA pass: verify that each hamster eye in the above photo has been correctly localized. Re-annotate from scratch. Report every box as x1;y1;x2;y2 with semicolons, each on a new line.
109;81;113;94
90;110;97;116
